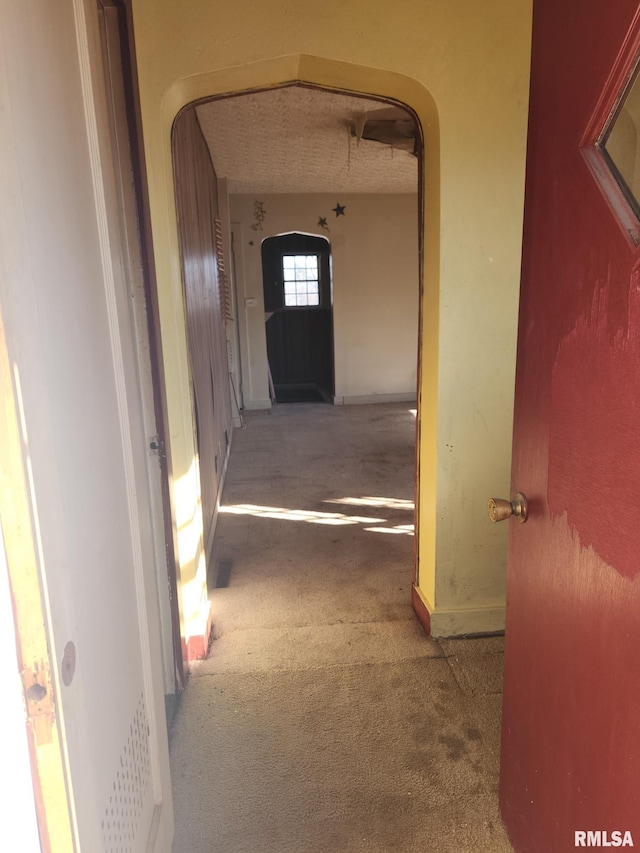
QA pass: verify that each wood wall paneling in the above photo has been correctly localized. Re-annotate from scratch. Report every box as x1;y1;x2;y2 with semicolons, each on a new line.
172;109;233;567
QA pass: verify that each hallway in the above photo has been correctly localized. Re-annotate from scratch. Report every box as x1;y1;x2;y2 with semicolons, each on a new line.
169;403;512;852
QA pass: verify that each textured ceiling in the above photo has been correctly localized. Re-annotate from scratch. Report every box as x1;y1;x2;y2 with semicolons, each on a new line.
196;86;418;195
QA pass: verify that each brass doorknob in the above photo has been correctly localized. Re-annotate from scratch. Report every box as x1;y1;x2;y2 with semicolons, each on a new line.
487;492;528;523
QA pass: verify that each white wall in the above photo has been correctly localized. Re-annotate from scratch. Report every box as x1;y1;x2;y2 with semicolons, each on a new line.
230;193;419;406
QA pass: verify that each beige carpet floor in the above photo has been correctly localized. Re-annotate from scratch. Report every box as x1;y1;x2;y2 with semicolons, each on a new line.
169;403;513;852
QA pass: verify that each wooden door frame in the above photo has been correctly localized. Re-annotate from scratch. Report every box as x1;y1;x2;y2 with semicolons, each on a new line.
100;0;186;687
0;524;45;852
0;316;75;853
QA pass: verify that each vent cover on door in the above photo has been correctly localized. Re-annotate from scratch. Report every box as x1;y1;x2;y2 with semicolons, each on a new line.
101;694;151;853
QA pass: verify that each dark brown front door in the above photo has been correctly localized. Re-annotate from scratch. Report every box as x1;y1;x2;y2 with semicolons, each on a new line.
262;233;334;402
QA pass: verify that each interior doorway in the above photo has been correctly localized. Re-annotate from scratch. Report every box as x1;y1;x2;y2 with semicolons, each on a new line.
178;82;422;591
262;232;334;403
169;75;432;659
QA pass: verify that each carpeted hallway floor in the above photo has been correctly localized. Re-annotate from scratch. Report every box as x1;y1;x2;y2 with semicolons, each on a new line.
169;403;513;852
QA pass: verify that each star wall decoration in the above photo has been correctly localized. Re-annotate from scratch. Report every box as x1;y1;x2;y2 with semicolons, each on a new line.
250;200;266;231
318;216;328;231
332;202;346;217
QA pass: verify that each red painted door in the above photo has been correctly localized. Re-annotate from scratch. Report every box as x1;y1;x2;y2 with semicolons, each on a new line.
501;2;640;851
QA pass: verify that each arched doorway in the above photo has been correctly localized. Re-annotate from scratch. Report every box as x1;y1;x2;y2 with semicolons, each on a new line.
158;57;439;666
171;81;425;605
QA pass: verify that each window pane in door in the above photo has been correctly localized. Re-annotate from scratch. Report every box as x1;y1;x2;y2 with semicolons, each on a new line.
603;63;640;208
282;253;320;307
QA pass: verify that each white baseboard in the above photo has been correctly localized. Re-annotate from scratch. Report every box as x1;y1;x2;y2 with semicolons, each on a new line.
243;399;272;411
333;392;417;406
429;605;505;638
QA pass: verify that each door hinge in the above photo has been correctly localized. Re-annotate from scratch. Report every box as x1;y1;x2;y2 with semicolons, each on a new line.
21;660;54;745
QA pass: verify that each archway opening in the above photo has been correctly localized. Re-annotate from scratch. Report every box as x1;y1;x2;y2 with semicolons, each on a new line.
167;63;439;663
170;81;425;602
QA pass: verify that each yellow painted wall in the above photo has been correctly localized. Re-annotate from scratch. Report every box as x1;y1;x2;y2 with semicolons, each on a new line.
130;0;533;636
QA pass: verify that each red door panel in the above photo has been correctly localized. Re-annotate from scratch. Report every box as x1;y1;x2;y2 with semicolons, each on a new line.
501;2;640;851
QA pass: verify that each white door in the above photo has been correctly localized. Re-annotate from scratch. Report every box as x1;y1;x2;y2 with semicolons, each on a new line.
0;1;173;849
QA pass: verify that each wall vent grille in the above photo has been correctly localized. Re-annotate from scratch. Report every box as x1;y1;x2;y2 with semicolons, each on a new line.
101;694;151;853
214;217;233;321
